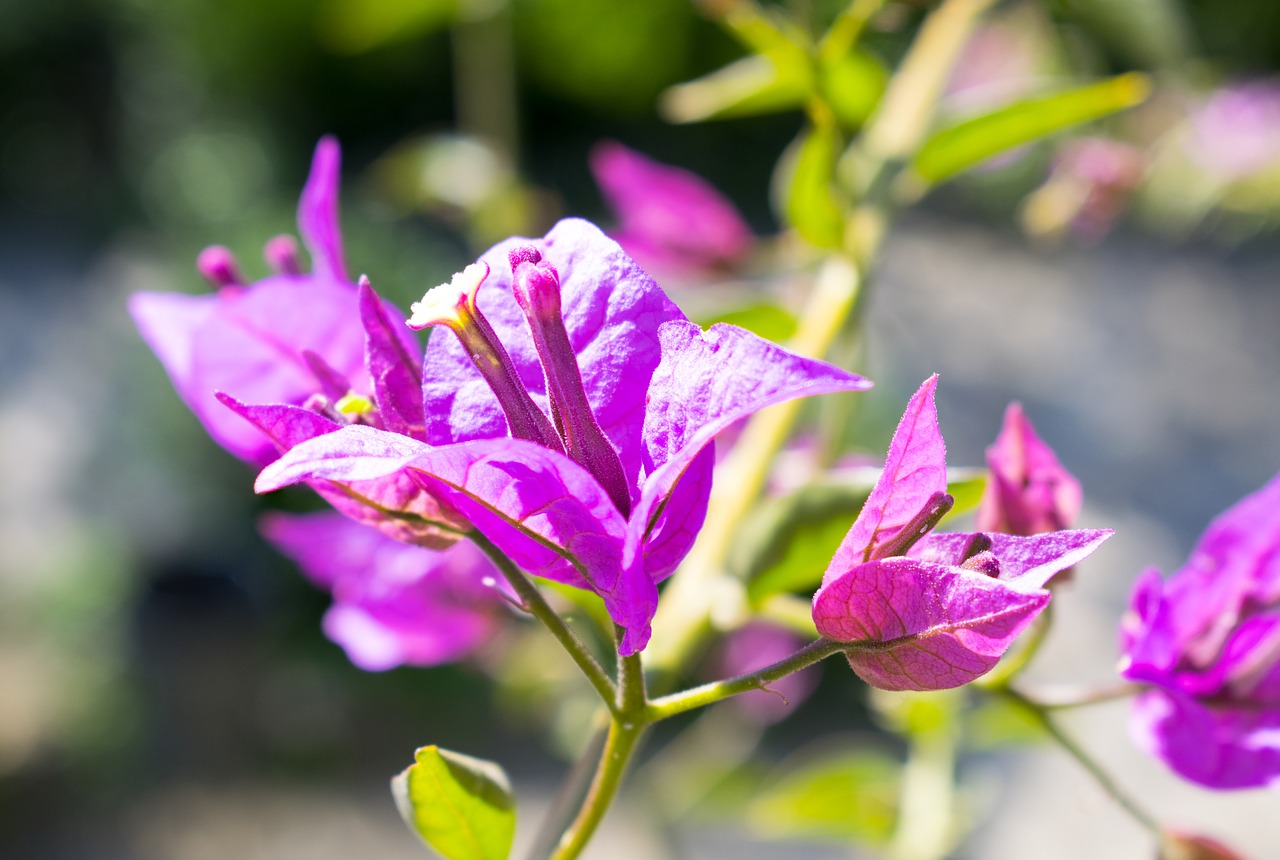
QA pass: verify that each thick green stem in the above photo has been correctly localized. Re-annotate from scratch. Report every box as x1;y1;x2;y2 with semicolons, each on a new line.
647;637;846;720
998;687;1161;835
550;717;646;860
470;534;618;710
550;650;649;860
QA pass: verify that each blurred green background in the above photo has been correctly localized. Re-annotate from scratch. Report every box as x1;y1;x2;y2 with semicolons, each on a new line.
3;1;1280;858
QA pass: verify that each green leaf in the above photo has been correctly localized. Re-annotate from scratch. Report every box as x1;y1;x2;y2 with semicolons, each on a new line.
913;73;1151;184
696;303;798;342
774;124;846;248
742;468;986;603
740;477;875;604
748;746;900;844
660;54;808;123
318;0;460;54
819;49;887;131
941;468;987;523
393;746;516;860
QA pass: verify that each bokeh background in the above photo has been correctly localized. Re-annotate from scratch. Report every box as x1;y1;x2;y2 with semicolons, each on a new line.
2;0;1280;857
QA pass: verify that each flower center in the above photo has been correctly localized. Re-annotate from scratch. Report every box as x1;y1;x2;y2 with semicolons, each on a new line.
408;262;563;452
509;247;632;516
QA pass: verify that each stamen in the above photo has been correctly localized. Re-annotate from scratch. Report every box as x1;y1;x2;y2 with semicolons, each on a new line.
510;247;632;516
264;234;303;275
408;262;562;451
197;246;244;289
868;491;955;561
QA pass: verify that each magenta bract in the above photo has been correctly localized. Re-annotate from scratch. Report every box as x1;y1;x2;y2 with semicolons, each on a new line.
1119;472;1280;790
262;512;509;671
814;377;1110;691
252;218;871;654
590;141;753;277
976;402;1082;535
129;137;418;466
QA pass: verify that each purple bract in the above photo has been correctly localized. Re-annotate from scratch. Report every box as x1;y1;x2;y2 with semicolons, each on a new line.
976;401;1082;535
590;141;753;277
1119;472;1280;790
248;215;870;655
813;377;1110;691
262;511;510;671
129;137;418;466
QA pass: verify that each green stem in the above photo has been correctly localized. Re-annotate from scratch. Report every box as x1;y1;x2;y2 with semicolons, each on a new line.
549;717;646;860
470;534;618;710
998;687;1161;836
889;698;959;860
647;637;846;721
1022;680;1146;710
546;648;649;860
975;602;1054;691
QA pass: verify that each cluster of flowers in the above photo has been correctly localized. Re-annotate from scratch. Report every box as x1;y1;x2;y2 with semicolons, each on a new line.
132;139;1279;792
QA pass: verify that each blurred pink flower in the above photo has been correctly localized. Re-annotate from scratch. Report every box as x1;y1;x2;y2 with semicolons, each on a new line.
262;512;510;671
590;141;753;277
1187;81;1280;178
1119;472;1280;790
976;402;1082;535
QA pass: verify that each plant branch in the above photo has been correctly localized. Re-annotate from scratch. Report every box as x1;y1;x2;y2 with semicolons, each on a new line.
471;534;618;710
997;686;1161;836
647;637;846;720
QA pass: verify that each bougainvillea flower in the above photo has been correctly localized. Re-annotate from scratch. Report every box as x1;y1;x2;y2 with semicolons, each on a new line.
590;141;753;276
262;511;510;671
813;376;1110;691
1187;80;1280;178
253;218;871;654
130;137;417;465
976;401;1082;535
1118;472;1280;790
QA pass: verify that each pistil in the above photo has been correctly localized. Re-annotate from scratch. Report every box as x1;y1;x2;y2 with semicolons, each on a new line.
510;247;632;516
408;262;563;451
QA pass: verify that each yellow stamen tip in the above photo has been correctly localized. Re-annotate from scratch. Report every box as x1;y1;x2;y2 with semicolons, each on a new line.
407;261;489;330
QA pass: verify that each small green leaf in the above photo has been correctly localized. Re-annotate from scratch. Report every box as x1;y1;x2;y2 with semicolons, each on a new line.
913;73;1151;184
660;54;808;123
749;746;901;844
774;124;846;248
941;468;987;522
393;746;516;860
318;0;460;54
740;477;875;603
697;303;798;342
819;49;887;131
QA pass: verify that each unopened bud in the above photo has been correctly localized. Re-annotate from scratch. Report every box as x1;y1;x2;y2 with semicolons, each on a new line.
197;246;244;289
264;234;303;275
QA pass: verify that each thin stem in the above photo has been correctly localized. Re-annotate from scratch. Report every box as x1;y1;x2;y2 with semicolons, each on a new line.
523;717;610;860
549;718;646;860
889;696;959;860
998;687;1161;836
1021;680;1146;710
648;637;846;721
470;534;618;710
